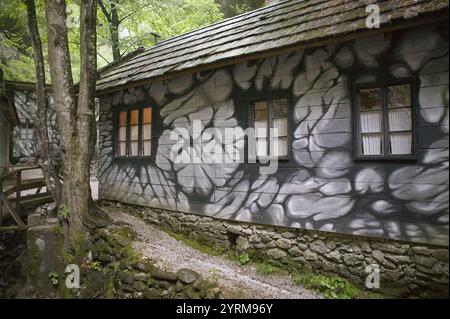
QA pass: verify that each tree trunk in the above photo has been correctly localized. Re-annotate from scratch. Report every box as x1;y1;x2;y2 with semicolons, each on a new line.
24;0;62;206
45;0;108;252
110;2;121;62
98;0;121;62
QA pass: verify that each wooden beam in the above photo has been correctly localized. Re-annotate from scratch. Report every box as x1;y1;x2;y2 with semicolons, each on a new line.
0;225;27;232
0;193;25;228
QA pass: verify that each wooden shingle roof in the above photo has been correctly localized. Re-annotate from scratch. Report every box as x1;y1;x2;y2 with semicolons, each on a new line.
97;0;449;93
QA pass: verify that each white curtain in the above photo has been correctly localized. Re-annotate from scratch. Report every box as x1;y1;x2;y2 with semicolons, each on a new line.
362;135;382;155
389;108;411;131
390;132;412;155
361;112;382;155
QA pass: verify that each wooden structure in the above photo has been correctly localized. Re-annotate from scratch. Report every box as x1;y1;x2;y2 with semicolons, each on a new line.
0;164;54;230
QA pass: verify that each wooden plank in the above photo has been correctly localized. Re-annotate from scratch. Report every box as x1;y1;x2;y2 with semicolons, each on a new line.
17;192;53;208
3;178;46;197
0;225;27;232
0;193;25;227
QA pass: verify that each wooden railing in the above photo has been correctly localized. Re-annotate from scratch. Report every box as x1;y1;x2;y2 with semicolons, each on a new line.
0;164;54;231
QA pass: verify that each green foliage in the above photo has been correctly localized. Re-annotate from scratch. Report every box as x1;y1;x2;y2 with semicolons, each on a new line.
255;262;279;276
164;228;225;256
238;252;250;266
89;261;103;272
58;204;70;221
48;272;59;286
215;0;265;18
1;0;223;81
291;273;359;299
208;268;221;283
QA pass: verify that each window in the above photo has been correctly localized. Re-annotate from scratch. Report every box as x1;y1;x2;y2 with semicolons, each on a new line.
116;107;152;157
356;83;414;158
20;123;35;140
251;98;289;158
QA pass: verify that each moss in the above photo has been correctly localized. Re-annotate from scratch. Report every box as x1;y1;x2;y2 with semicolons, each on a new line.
163;228;225;256
255;262;284;277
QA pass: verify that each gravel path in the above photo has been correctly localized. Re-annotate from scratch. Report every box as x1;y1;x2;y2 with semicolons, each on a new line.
108;210;321;299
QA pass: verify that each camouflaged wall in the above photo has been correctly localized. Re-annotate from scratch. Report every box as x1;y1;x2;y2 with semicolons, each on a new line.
12;89;59;163
98;23;449;246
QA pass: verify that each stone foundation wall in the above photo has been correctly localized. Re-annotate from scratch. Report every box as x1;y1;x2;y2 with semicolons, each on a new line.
124;203;449;298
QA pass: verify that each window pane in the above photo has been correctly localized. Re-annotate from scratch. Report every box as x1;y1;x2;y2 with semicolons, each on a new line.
143;107;152;124
143;141;151;156
254;101;268;120
119;111;127;126
390;132;412;155
130;125;139;140
254;120;267;138
119;126;127;141
119;142;126;156
360;88;382;111
130;141;139;156
273;118;287;137
389;108;412;131
362;134;382;155
273;137;288;157
256;139;268;157
360;112;382;133
143;123;152;140
273;99;288;118
388;84;411;109
130;109;139;125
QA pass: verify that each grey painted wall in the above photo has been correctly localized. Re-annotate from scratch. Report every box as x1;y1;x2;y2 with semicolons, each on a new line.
98;23;449;246
11;89;59;163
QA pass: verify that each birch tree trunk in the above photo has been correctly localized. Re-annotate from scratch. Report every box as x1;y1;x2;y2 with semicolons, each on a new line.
24;0;62;206
45;0;108;252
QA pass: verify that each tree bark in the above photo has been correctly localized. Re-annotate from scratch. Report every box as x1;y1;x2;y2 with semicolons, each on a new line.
98;0;121;61
24;0;62;206
45;0;108;252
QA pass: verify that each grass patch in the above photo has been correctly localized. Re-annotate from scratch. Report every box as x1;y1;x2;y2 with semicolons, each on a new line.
255;262;281;276
292;272;359;299
163;228;225;256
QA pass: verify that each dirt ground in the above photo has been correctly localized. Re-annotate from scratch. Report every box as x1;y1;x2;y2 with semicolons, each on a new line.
107;209;322;299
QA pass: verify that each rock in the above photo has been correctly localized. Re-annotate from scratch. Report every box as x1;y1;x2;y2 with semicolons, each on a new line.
267;248;287;260
151;269;178;282
121;284;134;293
206;287;221;299
372;250;396;270
371;243;408;255
117;237;131;247
133;280;147;292
236;236;249;250
118;272;133;285
288;246;302;257
133;272;148;282
227;225;242;234
281;232;297;239
98;252;111;263
177;268;200;284
411;246;433;256
343;254;362;266
309;240;328;254
249;235;261;243
185;286;201;299
414;256;437;268
303;250;318;261
276;238;292;249
385;254;411;264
